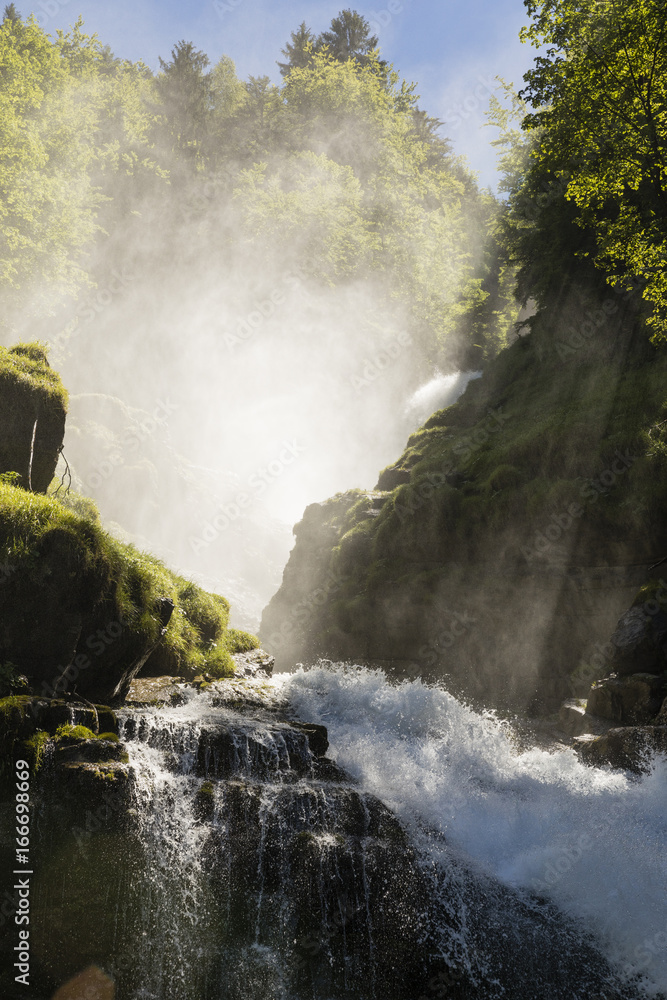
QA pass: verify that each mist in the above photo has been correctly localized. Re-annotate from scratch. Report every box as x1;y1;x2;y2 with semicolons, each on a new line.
27;184;482;629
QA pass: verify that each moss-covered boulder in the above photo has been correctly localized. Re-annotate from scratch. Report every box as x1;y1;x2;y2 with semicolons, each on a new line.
0;343;67;493
0;481;256;703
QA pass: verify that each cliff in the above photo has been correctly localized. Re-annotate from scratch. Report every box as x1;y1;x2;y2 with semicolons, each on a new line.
261;288;667;712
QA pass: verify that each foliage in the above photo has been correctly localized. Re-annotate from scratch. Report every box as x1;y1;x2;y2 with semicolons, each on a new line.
278;10;383;77
155;40;212;171
0;661;27;697
0;8;514;363
508;0;667;337
223;628;261;654
0;14;160;323
54;723;97;741
277;21;317;77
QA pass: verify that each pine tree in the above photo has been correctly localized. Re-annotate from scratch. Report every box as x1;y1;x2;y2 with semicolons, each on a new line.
277;21;317;77
156;41;212;169
318;9;379;66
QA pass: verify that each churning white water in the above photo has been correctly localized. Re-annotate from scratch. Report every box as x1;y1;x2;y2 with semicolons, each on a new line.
278;663;667;997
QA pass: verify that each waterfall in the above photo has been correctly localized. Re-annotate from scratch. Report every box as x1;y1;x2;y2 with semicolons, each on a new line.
113;687;440;1000
86;667;665;1000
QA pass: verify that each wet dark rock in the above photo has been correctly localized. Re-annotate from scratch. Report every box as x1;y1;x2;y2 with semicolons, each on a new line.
586;673;667;724
609;605;667;676
312;756;354;782
289;720;328;756
53;737;128;765
575;726;667;773
558;699;588;735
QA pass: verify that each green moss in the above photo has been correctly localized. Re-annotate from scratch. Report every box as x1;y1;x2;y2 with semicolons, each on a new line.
0;342;68;411
98;732;119;743
55;724;97;741
223;628;260;654
22;730;49;773
202;646;236;679
0;479;249;688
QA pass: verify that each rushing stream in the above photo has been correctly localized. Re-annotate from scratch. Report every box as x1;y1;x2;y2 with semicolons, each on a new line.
75;662;667;1000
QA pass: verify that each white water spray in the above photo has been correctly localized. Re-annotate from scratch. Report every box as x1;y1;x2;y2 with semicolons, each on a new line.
279;663;667;997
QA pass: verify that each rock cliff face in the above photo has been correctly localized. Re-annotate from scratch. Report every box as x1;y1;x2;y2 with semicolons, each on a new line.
0;344;67;493
262;294;667;711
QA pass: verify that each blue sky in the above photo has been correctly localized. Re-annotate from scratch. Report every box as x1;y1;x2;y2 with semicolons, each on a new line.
28;0;535;188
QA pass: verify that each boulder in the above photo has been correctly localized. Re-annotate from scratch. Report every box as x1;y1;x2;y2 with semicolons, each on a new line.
557;699;612;737
609;604;667;676
0;344;67;492
575;726;667;773
586;673;666;724
558;699;587;735
232;647;274;678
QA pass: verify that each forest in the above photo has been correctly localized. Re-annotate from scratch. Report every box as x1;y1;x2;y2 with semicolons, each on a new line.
1;2;665;366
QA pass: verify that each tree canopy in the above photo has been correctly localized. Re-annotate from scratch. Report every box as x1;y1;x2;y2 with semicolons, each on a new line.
0;8;515;367
500;0;667;339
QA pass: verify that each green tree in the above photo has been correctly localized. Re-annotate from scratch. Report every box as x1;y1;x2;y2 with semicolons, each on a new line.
277;21;317;77
318;9;382;69
156;41;212;171
3;4;19;21
0;16;102;316
519;0;667;337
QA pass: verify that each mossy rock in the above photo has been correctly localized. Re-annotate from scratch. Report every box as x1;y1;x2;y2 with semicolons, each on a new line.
0;343;67;493
0;481;255;703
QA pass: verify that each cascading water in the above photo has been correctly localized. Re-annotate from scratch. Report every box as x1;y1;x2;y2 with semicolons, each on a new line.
73;663;666;1000
112;686;440;1000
